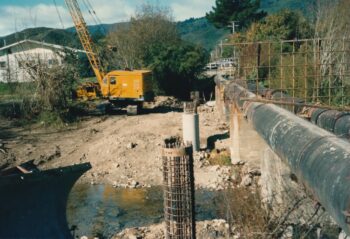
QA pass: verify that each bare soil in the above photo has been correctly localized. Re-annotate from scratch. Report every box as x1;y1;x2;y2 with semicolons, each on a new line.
0;99;232;189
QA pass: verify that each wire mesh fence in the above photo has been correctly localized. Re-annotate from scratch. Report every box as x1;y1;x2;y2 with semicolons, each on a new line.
162;137;196;239
221;38;350;110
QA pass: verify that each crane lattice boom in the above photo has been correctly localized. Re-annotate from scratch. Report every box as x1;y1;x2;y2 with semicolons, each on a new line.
65;0;105;85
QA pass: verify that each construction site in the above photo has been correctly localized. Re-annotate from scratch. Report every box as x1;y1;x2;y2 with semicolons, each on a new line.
1;0;350;238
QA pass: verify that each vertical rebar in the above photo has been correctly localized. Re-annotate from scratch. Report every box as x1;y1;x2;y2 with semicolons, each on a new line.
304;41;308;102
292;41;296;113
329;43;333;106
341;37;345;108
256;43;261;94
162;137;196;239
268;42;271;88
280;41;283;103
317;38;321;103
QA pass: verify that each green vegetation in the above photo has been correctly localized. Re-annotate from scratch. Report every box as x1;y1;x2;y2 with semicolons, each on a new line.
147;43;208;98
177;17;229;50
0;82;36;100
1;0;326;124
260;0;316;14
0;27;80;49
242;9;313;41
208;149;231;166
206;0;267;29
106;4;209;99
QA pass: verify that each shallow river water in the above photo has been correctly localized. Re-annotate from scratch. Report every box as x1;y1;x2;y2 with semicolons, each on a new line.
67;184;224;238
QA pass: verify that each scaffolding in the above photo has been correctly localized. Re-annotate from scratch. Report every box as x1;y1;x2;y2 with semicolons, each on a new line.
162;137;196;239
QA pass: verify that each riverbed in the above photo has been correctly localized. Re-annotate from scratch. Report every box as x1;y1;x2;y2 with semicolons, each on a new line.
67;184;226;238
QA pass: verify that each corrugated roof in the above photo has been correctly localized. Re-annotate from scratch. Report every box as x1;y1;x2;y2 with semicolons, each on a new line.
0;39;85;53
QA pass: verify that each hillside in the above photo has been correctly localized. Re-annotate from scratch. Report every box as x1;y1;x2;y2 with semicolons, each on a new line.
261;0;316;13
177;17;229;50
0;27;81;49
0;0;312;51
0;19;224;51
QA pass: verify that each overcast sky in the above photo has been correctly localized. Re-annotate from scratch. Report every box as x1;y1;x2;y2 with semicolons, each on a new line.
0;0;216;37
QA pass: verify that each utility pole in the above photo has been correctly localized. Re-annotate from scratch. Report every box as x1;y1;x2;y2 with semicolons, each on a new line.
220;40;223;58
228;21;239;34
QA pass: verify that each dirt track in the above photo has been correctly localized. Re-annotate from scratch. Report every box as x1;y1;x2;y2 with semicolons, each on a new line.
0;101;232;189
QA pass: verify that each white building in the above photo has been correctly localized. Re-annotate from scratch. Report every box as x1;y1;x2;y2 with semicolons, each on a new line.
0;40;83;83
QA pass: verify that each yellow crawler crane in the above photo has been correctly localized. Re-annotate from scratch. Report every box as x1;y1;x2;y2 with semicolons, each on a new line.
65;0;153;114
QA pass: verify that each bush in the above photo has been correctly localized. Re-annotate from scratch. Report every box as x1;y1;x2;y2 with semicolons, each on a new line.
208;149;231;166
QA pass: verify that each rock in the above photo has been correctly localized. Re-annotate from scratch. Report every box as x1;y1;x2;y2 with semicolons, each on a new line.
205;101;216;107
233;233;241;239
240;175;253;187
33;146;61;165
210;165;220;172
193;151;206;161
90;128;99;134
128;235;142;239
248;167;261;177
231;157;246;165
127;143;137;149
280;225;293;239
130;180;139;188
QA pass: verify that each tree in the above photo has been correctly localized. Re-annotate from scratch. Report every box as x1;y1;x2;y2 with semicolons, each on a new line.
244;10;313;41
147;42;209;98
106;4;209;98
106;4;179;69
17;49;79;121
313;0;350;105
206;0;266;29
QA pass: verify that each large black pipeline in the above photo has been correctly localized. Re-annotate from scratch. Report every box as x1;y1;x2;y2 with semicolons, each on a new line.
310;109;350;138
225;77;350;138
217;75;350;235
0;162;91;238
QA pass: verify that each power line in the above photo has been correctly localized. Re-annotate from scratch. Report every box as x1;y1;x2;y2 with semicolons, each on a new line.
53;0;65;29
81;0;107;35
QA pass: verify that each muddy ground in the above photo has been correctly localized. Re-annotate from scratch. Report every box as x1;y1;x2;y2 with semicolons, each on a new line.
0;97;233;189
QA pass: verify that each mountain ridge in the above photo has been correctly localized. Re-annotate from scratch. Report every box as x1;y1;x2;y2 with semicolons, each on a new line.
0;0;313;50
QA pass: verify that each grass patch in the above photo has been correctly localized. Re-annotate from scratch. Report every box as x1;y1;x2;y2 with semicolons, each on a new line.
0;82;36;101
208;149;231;166
37;111;65;127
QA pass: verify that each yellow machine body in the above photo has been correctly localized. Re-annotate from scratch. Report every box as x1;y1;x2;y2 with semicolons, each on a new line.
76;82;99;100
101;70;153;101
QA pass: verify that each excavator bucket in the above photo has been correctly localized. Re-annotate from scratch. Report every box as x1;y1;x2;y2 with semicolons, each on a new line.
0;161;91;238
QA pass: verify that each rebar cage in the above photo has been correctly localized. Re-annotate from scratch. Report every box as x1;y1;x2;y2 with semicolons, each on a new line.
162;137;196;239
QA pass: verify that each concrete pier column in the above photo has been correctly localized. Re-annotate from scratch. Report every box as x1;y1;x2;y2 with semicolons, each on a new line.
183;102;200;151
230;105;241;164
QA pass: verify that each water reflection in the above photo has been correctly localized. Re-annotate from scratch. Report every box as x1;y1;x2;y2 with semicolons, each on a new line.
67;185;222;238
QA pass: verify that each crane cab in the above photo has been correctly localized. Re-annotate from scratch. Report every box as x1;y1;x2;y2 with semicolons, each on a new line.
101;70;153;102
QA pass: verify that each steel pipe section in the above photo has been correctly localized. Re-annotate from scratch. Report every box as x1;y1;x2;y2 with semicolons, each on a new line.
310;109;350;138
217;75;350;235
0;163;91;238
